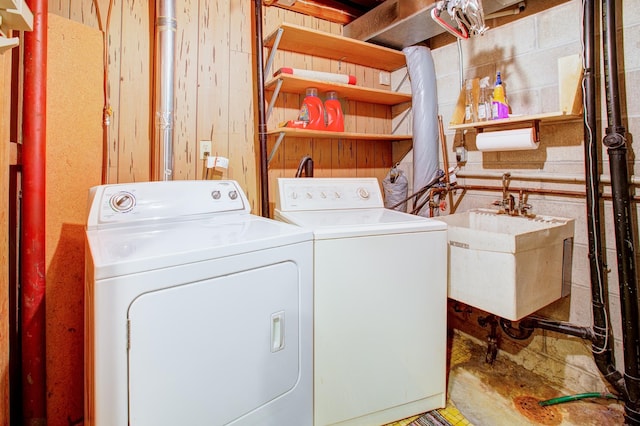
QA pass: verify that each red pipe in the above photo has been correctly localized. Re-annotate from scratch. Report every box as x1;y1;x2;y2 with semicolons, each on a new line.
22;0;47;422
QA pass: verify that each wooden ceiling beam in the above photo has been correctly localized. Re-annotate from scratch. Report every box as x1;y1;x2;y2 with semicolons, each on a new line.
263;0;360;24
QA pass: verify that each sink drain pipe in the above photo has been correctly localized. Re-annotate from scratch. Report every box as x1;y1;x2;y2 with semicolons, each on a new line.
500;0;640;420
582;0;626;399
601;0;640;421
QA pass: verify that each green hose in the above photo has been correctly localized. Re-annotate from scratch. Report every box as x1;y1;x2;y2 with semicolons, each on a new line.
539;392;619;407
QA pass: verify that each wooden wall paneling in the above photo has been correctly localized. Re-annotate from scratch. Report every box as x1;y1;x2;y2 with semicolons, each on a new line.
104;0;123;183
173;0;199;180
47;0;70;18
117;0;151;182
196;0;230;182
227;0;255;205
0;43;12;426
228;47;257;209
45;14;103;424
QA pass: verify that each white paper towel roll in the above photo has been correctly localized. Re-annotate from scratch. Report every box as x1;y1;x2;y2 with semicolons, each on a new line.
476;128;539;151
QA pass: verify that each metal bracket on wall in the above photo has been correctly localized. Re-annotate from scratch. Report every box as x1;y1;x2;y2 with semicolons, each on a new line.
267;132;286;164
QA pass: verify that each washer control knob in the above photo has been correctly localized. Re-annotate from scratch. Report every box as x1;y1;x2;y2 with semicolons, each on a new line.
109;191;135;212
357;187;370;199
228;190;238;200
291;192;298;200
306;192;312;199
211;190;221;200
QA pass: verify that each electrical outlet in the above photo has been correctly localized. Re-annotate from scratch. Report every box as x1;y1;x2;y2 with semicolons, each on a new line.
379;71;391;86
199;140;212;160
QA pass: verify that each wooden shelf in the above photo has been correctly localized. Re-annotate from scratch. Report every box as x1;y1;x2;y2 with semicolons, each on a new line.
265;74;412;106
264;23;406;71
267;127;412;141
449;111;582;131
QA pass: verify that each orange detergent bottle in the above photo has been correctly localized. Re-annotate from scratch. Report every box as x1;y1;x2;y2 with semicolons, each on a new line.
324;91;344;132
287;87;325;130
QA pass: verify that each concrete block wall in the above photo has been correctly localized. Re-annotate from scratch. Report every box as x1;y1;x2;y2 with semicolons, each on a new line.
396;0;639;393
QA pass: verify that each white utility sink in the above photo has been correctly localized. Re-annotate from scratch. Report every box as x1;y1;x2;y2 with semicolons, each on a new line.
438;209;575;321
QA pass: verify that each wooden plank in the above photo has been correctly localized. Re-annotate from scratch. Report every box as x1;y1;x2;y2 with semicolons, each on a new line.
267;127;412;140
173;0;199;180
263;1;358;25
264;22;406;71
265;74;412;105
45;13;103;423
197;0;231;182
558;54;583;115
0;34;11;425
104;0;122;183
118;0;150;182
448;111;583;130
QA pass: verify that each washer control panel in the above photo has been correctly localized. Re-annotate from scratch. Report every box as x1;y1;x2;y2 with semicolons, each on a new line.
276;178;384;211
87;180;250;229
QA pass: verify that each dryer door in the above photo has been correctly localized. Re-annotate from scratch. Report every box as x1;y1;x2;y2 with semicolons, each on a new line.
127;261;300;425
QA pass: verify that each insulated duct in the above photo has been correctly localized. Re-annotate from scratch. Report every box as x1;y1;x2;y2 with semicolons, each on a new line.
154;0;176;181
403;46;439;216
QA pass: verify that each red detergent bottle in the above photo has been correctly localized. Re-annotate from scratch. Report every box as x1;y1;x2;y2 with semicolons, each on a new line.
324;91;344;132
287;87;325;130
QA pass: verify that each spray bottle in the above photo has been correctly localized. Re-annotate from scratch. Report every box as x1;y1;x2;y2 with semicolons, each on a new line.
464;79;476;123
491;72;509;119
477;77;491;121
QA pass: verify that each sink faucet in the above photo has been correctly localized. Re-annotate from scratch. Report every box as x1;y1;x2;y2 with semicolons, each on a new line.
516;189;533;216
493;176;534;216
493;172;514;214
295;156;314;178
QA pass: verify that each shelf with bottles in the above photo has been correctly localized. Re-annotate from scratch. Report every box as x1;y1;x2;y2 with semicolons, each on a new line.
265;73;412;106
449;56;584;132
267;128;413;141
263;22;413;164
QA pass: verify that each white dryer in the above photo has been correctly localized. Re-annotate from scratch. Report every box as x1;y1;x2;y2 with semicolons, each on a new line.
275;178;448;426
85;180;313;426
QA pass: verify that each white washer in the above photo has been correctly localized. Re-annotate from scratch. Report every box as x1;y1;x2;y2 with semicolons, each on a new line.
274;178;448;426
85;180;313;426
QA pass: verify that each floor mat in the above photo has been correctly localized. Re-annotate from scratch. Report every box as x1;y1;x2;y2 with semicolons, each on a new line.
408;409;452;426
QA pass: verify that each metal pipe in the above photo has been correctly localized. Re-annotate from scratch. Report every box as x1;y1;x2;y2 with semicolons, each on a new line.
22;0;47;422
454;184;640;202
456;169;640;185
602;0;640;420
154;0;176;181
255;0;270;217
582;0;624;397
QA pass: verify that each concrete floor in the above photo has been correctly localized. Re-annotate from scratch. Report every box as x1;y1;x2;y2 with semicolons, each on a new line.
446;331;625;425
387;330;625;426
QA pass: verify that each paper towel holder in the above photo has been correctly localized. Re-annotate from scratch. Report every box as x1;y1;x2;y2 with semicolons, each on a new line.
477;120;540;142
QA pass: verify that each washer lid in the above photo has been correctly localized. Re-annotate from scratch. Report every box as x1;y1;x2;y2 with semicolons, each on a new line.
275;208;446;239
86;215;312;280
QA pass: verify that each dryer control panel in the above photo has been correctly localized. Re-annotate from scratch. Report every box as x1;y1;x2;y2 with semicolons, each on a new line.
87;180;250;229
276;178;384;212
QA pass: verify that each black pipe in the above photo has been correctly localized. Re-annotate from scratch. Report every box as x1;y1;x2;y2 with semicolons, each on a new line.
582;0;625;395
602;0;640;421
254;0;270;217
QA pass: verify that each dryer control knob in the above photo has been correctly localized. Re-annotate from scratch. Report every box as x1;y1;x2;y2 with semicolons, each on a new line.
229;190;238;200
357;187;370;199
109;191;135;212
211;190;221;200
